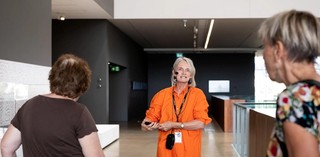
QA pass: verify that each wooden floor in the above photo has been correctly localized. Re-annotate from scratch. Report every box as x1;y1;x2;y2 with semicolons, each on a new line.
103;119;239;157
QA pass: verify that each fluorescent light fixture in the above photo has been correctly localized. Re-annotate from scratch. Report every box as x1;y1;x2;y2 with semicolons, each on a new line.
204;19;214;49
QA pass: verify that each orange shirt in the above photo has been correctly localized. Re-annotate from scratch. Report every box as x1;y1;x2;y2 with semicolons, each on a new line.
146;86;212;157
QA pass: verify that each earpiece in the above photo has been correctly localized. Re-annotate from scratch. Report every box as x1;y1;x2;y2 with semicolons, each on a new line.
173;76;177;80
173;71;178;81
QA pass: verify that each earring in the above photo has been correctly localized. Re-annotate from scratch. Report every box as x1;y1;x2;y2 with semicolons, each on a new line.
188;79;192;84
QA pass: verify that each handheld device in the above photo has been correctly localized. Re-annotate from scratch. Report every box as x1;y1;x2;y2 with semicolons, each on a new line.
144;121;151;125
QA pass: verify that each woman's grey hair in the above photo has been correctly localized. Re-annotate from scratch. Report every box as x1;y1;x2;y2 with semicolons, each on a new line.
258;9;320;63
171;57;196;87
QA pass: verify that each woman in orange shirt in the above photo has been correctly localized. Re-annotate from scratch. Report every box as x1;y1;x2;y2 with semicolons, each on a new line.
141;57;212;157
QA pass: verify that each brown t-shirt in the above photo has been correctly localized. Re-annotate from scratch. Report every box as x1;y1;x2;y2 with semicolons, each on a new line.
11;95;98;157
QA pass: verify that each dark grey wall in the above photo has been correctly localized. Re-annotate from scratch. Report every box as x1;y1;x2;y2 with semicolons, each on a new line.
52;20;109;123
106;21;148;122
0;0;51;66
52;20;147;123
147;53;255;104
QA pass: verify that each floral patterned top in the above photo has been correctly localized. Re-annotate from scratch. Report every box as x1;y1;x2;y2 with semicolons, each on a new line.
267;80;320;157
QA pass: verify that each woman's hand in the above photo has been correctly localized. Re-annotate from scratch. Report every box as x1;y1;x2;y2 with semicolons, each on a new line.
158;121;173;131
141;119;159;131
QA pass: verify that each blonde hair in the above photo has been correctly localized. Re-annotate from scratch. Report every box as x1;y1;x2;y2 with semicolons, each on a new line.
258;10;320;63
171;57;196;87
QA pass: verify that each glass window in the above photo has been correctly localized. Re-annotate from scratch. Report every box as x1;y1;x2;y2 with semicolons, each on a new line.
254;54;320;102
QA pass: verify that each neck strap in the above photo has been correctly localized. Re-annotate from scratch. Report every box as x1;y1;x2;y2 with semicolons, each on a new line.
172;87;190;122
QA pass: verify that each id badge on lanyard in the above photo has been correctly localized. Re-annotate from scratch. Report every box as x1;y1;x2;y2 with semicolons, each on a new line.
174;132;182;143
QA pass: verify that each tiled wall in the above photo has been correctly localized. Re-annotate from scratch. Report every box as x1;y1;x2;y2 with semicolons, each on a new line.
0;59;50;126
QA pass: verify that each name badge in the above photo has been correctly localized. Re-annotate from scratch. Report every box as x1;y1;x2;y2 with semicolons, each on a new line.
174;132;182;143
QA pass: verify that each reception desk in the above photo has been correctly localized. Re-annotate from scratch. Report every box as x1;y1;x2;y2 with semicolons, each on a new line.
211;95;245;132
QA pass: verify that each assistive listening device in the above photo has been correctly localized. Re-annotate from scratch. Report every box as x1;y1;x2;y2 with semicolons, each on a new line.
165;133;175;150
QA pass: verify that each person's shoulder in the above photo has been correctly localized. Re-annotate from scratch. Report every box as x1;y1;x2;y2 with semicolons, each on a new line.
158;87;172;93
285;81;317;93
280;82;300;96
66;100;87;110
190;87;204;93
38;95;86;108
23;95;43;104
29;95;42;100
16;95;49;111
153;87;172;97
280;81;319;103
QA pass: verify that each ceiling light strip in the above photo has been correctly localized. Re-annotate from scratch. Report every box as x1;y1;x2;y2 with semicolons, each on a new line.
204;19;215;49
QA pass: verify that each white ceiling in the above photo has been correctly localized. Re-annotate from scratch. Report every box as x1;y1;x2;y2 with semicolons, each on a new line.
52;0;264;54
52;0;112;19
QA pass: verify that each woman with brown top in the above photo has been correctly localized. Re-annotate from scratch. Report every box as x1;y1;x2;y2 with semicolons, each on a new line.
1;54;105;157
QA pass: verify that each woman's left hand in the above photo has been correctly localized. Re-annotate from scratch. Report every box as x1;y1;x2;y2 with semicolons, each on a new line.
158;121;173;131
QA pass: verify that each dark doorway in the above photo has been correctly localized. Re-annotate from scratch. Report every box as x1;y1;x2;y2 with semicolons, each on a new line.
109;62;128;122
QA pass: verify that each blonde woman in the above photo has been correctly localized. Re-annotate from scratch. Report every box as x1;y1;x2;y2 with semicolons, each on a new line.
141;57;212;157
259;10;320;157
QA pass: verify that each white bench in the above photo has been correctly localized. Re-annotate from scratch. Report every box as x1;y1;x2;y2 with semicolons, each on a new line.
97;124;120;148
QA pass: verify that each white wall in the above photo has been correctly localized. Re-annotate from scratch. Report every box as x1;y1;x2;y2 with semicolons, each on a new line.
0;59;50;126
114;0;320;18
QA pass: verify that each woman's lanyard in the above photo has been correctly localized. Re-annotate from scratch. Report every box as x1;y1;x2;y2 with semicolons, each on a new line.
172;87;190;122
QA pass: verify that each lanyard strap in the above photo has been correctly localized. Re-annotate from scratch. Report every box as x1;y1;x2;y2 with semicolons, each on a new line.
172;87;190;122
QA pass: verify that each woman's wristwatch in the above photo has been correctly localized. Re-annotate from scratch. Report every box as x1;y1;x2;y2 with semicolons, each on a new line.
180;122;184;129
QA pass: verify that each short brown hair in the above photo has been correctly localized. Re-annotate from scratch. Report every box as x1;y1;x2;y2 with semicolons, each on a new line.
49;54;92;98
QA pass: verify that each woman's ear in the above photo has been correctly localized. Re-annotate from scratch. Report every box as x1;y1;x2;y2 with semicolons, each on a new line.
274;41;286;60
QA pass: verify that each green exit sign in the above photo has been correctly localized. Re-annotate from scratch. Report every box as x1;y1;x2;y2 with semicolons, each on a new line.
111;66;120;72
176;53;183;58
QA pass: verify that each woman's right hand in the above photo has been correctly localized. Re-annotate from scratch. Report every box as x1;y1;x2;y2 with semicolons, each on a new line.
141;119;159;131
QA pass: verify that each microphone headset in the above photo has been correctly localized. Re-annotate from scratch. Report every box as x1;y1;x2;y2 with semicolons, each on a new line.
173;71;178;80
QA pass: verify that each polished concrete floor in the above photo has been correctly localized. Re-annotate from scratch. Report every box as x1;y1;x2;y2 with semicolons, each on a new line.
103;119;239;157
